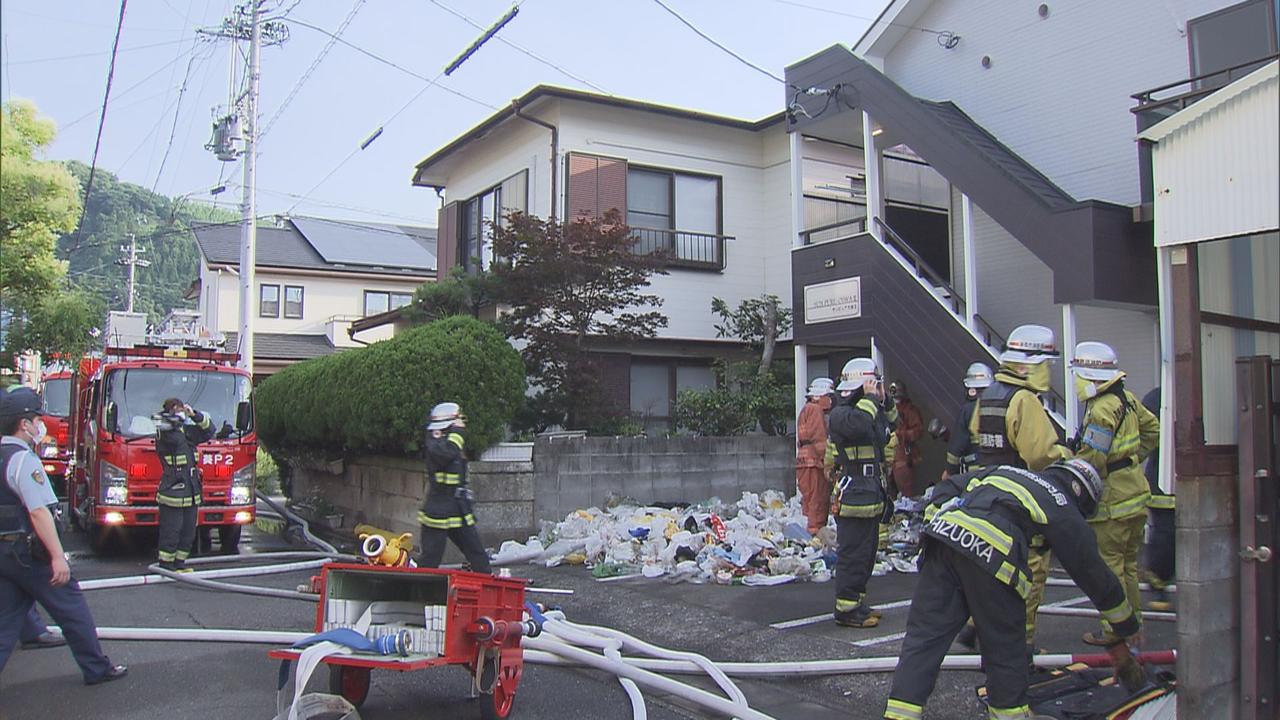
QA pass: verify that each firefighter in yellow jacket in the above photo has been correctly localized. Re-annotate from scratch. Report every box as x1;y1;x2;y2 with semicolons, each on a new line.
1070;341;1160;646
968;324;1072;654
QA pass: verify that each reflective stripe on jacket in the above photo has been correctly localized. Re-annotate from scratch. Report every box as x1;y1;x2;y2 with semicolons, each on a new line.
970;372;1071;472
156;411;214;506
829;391;894;518
420;431;476;528
1077;389;1160;521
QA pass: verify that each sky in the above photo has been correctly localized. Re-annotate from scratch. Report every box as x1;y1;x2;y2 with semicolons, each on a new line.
1;0;887;226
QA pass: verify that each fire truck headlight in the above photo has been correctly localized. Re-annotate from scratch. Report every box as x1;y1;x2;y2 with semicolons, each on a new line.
230;463;255;505
100;461;129;505
41;444;59;458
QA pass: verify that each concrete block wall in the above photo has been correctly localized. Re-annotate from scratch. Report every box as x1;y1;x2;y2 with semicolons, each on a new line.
1175;448;1241;718
532;435;795;524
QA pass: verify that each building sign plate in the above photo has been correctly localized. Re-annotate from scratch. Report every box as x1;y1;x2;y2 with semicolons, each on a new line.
804;277;861;323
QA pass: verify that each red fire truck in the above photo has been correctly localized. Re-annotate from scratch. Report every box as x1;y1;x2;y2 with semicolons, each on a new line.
37;370;73;499
67;312;257;553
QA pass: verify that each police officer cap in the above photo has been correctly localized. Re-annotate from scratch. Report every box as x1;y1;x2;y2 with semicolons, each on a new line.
0;386;43;420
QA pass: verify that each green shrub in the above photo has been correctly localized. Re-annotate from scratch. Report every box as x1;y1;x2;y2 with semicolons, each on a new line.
255;317;525;457
673;387;756;436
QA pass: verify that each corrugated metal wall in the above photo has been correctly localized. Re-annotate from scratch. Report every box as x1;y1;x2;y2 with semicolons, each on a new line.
1151;66;1280;246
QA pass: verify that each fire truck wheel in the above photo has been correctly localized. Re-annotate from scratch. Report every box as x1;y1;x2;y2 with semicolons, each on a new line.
327;666;370;708
218;524;241;554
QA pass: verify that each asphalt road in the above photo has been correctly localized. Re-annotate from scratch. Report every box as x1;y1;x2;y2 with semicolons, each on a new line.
0;524;1176;720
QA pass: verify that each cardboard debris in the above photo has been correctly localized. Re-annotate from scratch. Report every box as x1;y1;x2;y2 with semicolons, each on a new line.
490;490;926;585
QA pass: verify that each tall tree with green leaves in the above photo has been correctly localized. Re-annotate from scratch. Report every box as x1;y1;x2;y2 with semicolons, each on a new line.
0;101;81;313
490;211;668;432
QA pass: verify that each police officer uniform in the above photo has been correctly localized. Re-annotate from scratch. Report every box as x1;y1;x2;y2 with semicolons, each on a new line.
417;403;491;573
883;460;1141;720
828;359;896;628
0;387;126;684
155;406;215;570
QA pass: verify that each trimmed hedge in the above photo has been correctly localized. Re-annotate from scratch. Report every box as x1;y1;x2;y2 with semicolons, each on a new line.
255;316;525;457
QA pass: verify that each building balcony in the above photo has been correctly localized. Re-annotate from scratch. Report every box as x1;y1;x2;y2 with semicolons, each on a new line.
631;227;729;271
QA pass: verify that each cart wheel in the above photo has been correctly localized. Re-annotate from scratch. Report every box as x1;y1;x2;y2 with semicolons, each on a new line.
479;653;520;719
328;666;371;708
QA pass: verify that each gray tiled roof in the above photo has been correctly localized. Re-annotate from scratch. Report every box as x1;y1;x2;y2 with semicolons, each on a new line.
192;216;436;276
223;332;337;361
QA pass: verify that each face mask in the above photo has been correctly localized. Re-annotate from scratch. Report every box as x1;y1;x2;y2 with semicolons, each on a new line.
28;419;47;444
818;396;832;412
966;388;978;400
1025;362;1052;393
1074;376;1099;401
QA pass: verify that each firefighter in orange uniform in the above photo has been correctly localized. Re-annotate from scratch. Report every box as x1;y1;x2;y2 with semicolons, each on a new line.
796;378;835;535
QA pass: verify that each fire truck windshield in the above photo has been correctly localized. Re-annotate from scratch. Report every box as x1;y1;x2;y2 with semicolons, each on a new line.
43;378;72;417
104;368;252;439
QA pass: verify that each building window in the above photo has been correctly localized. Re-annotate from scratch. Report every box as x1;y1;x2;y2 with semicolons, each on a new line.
460;170;529;272
259;284;280;318
629;358;717;432
364;290;414;316
1188;0;1278;90
284;285;304;319
626;167;724;269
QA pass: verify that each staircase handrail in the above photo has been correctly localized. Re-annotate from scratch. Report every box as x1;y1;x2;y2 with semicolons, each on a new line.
873;216;964;316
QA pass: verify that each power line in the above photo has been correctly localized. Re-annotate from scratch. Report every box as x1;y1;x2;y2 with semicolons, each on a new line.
60;46;203;131
152;43;218;191
427;0;610;94
260;0;365;140
767;0;960;41
8;38;188;66
71;0;130;256
649;0;786;84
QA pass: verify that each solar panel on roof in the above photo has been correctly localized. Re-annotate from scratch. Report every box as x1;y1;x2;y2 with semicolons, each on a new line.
291;217;436;271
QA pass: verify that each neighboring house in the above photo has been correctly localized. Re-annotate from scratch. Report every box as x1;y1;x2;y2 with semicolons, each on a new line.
409;86;795;432
784;0;1278;440
190;215;436;376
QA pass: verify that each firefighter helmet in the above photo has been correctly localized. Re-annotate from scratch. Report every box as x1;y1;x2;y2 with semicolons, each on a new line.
1046;458;1104;518
0;386;42;420
963;362;994;389
837;358;879;392
1070;341;1123;382
999;324;1059;365
806;377;835;398
426;402;463;431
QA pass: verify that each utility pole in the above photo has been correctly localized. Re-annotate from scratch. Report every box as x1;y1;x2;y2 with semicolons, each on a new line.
115;233;150;313
200;3;287;374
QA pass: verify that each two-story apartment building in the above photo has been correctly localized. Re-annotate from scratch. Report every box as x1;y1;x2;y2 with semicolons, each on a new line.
191;215;436;377
411;87;797;432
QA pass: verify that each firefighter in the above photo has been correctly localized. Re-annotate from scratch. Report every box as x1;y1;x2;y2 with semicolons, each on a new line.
155;398;215;572
969;324;1072;653
796;377;835;535
889;382;923;499
417;402;491;573
883;459;1143;720
0;386;127;684
1069;342;1160;646
942;362;993;482
1139;387;1174;611
830;358;896;628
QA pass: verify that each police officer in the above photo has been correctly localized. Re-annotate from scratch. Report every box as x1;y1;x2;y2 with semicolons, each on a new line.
1070;342;1160;646
883;459;1143;720
0;386;127;684
829;358;896;628
155;398;215;572
20;606;64;649
942;362;993;482
417;402;491;573
968;325;1072;654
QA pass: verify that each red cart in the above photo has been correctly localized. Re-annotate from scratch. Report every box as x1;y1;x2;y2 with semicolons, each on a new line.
269;563;531;718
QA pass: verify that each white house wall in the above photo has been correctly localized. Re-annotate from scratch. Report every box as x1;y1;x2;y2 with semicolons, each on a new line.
880;0;1231;206
440;108;557;218
555;100;792;342
1148;65;1280;246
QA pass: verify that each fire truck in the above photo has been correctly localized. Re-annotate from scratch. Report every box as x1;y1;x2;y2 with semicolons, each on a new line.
67;311;257;553
37;369;73;499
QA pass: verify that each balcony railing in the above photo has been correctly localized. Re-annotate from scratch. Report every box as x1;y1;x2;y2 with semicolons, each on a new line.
1131;53;1280;124
631;227;728;271
799;217;868;246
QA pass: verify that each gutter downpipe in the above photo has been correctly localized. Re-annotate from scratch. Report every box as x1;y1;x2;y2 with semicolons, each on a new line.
512;99;558;220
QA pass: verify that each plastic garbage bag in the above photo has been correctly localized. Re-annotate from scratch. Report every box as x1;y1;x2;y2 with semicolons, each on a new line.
743;573;795;586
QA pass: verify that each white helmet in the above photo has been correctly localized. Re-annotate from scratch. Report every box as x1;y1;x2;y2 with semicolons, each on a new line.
1047;458;1103;517
1071;341;1123;382
999;324;1059;365
806;377;835;398
837;358;879;392
963;362;994;389
426;402;463;431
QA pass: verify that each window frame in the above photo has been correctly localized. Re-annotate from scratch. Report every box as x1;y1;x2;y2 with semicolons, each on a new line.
259;283;280;318
1187;0;1279;81
459;169;530;273
625;164;723;236
283;285;304;319
363;290;390;317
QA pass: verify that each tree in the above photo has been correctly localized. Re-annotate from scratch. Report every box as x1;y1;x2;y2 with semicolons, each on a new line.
674;295;794;436
490;211;668;432
403;266;500;324
5;290;104;361
0;101;80;314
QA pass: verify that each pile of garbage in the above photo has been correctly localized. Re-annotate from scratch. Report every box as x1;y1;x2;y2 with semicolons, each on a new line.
490;490;928;586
